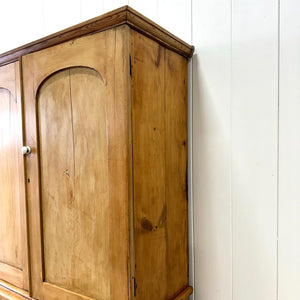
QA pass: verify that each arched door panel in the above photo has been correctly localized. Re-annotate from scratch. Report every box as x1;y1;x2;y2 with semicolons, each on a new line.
0;62;29;292
37;67;109;299
22;26;132;300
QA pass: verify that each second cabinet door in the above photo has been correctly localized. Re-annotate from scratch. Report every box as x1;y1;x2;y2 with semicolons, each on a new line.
0;62;29;292
22;25;132;300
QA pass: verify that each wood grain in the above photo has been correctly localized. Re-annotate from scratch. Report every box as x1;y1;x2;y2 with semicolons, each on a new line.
131;30;190;300
42;283;95;300
131;30;167;300
22;27;115;299
0;264;23;291
0;281;32;300
0;288;31;300
107;25;133;300
38;67;109;299
172;286;193;300
0;6;193;67
37;68;74;291
126;8;193;58
0;62;29;291
22;26;131;300
15;19;191;300
0;88;22;268
165;48;189;298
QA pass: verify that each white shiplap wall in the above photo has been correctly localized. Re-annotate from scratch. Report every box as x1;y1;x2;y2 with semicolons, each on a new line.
231;1;278;299
278;0;300;299
1;1;300;299
192;0;232;298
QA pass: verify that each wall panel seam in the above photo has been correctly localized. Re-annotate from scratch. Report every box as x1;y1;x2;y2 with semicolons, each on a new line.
230;0;233;299
276;0;281;299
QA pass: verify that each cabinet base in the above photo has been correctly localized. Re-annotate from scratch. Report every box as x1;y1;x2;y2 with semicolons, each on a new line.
172;286;193;300
0;283;193;300
0;283;32;300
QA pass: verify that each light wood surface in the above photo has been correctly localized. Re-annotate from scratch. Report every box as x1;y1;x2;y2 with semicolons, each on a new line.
42;283;94;300
164;48;189;297
131;30;189;300
38;67;109;299
0;73;22;271
0;15;192;300
107;26;133;300
0;288;30;300
0;281;31;300
172;286;193;300
22;25;132;300
0;62;29;291
131;30;167;299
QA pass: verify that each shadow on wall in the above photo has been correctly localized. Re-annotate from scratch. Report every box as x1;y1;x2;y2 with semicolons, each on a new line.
192;52;232;299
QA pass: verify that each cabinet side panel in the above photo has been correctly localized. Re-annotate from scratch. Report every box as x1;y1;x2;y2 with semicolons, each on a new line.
131;30;167;299
164;49;189;298
131;30;189;299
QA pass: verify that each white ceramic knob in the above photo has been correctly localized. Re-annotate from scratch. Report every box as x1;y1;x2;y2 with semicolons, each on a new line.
21;146;31;155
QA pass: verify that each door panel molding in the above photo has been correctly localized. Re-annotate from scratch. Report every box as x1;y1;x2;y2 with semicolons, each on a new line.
0;62;29;291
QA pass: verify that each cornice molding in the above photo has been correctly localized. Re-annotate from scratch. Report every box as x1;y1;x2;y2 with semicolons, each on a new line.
0;6;194;66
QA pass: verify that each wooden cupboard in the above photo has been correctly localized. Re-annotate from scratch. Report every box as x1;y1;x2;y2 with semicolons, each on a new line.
0;6;194;300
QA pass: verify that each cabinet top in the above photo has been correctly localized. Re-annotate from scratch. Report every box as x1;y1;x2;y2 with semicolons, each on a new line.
0;6;194;66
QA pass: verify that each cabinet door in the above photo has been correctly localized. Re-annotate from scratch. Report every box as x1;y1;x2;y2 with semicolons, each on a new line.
22;25;132;300
0;62;29;291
